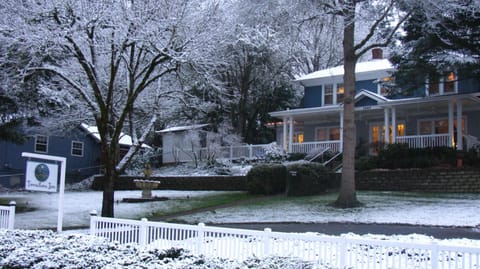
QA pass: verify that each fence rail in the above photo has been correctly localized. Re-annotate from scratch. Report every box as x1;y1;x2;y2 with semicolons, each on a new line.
0;201;16;229
396;134;451;149
170;143;274;163
90;216;480;268
291;141;341;154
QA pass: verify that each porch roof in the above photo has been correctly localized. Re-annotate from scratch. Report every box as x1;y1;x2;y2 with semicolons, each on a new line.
270;92;480;120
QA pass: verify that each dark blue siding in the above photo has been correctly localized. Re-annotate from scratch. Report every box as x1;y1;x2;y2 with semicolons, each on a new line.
0;128;102;187
303;86;322;108
458;77;480;94
355;79;377;93
356;97;378;107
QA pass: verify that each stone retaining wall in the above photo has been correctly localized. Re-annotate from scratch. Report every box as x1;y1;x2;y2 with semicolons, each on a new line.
92;175;247;191
356;168;480;193
92;169;480;193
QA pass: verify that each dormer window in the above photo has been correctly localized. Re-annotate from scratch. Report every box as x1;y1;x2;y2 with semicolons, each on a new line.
427;71;457;96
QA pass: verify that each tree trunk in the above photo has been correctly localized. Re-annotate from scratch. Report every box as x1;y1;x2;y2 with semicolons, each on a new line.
101;147;117;217
334;1;361;208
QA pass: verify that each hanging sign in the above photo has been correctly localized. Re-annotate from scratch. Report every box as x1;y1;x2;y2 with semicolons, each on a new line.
25;161;58;192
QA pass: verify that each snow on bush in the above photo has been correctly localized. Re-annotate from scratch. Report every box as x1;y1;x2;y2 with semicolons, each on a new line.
264;142;287;161
0;230;320;269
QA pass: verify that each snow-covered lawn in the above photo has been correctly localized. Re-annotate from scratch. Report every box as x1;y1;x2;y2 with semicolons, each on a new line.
174;191;480;227
2;190;236;230
2;190;480;229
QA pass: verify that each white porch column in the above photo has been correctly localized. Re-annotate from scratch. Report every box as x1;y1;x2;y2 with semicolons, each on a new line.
282;117;288;151
288;116;294;153
384;108;390;144
340;110;344;152
391;107;397;143
448;100;454;148
456;101;463;150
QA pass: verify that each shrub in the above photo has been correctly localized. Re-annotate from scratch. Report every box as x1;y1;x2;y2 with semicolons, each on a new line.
246;164;287;195
285;162;333;196
371;144;459;169
356;156;377;171
287;152;307;161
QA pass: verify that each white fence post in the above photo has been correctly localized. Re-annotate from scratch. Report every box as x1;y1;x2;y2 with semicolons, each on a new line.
197;223;205;255
431;242;439;269
249;145;253;158
89;210;97;235
8;201;15;229
139;218;148;246
263;228;272;257
339;236;347;268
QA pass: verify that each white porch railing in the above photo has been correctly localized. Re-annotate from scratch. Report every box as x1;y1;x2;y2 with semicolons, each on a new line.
90;216;480;268
172;143;272;163
291;141;341;154
396;134;451;149
0;201;16;229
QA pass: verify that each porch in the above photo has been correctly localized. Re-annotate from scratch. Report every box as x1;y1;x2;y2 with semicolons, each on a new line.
289;133;479;155
270;92;480;156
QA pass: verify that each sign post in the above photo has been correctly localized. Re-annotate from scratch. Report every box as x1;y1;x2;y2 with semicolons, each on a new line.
22;152;66;232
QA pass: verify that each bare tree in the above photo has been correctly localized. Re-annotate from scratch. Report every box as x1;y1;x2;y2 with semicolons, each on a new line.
327;0;412;207
1;0;219;217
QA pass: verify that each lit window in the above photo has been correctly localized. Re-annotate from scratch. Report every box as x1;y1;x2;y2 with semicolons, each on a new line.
379;76;394;96
427;72;456;95
35;135;48;153
336;83;344;104
293;132;304;143
324;84;333;105
71;141;84;157
444;72;456;93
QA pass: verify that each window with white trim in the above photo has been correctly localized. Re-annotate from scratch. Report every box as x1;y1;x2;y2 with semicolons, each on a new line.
71;141;84;157
35;135;48;153
378;76;394;96
426;71;457;96
324;84;333;105
418;117;465;135
315;127;340;141
336;83;344;103
323;83;344;106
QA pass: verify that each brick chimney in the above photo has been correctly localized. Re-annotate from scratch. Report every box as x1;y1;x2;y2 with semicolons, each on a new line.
372;48;383;60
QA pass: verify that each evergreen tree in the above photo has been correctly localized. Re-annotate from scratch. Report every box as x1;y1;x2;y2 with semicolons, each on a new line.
391;1;480;90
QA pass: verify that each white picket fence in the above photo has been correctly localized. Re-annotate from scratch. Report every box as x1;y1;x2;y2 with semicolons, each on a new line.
0;201;16;229
90;216;480;268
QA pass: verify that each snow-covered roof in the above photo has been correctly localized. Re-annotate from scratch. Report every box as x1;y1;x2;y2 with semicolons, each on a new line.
296;59;394;86
355;89;390;103
80;123;151;148
156;124;209;133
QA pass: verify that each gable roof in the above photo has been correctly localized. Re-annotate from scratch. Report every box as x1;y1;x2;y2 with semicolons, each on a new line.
296;59;394;86
156;124;209;134
355;90;390;104
80;123;151;148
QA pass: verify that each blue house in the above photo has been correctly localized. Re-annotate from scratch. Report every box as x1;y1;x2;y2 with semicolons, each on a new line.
269;49;480;156
0;123;147;188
